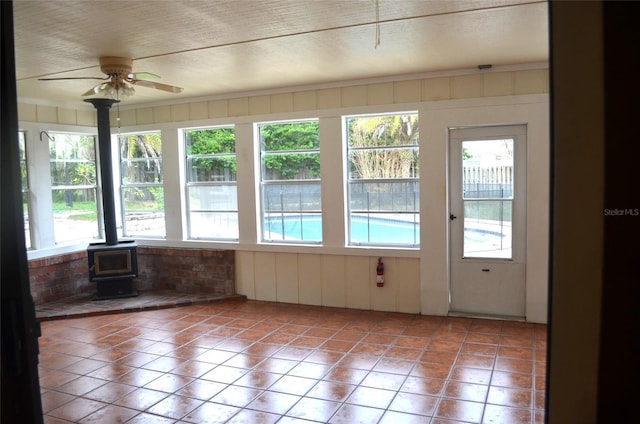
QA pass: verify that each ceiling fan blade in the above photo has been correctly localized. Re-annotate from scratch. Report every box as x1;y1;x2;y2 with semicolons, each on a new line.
131;79;183;93
128;72;159;80
82;82;109;96
39;76;108;81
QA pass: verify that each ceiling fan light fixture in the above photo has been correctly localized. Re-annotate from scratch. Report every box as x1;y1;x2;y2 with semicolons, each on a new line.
103;84;116;98
41;56;182;99
119;82;135;97
101;80;135;99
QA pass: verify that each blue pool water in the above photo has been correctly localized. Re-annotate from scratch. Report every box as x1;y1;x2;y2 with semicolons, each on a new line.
264;215;419;245
264;215;506;246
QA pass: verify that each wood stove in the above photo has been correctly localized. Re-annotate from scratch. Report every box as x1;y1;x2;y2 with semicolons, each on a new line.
88;240;138;300
86;98;138;300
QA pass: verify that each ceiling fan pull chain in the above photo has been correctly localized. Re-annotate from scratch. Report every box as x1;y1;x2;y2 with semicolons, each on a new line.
374;0;381;48
116;90;121;131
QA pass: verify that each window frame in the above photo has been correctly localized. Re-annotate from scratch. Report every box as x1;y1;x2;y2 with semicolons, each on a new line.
184;125;239;241
345;111;420;248
18;131;32;249
258;119;322;244
118;131;166;239
48;131;102;244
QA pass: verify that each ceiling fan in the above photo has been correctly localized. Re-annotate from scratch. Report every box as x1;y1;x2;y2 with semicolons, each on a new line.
38;56;183;97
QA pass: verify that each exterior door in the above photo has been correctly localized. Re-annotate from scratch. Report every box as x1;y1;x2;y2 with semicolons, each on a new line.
449;125;526;318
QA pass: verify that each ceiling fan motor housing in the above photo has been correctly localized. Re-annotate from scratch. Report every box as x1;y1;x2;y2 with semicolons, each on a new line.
99;56;133;77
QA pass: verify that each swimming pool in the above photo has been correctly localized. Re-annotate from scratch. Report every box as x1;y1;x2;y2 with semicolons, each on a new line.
264;215;419;245
264;214;506;247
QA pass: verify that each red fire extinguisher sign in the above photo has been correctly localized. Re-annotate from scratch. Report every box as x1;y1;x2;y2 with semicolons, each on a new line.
376;258;384;287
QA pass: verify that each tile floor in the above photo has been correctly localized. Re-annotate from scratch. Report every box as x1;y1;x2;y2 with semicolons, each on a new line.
38;298;546;423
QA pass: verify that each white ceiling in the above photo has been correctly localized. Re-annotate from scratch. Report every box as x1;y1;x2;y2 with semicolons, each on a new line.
13;0;548;107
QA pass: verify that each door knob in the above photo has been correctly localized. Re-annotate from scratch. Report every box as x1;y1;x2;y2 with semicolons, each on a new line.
449;214;457;221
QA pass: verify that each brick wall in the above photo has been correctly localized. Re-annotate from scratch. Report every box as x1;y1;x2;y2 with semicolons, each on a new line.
136;247;235;296
28;247;235;305
28;251;91;305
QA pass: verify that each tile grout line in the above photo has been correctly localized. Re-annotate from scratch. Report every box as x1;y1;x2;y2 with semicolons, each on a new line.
39;301;544;423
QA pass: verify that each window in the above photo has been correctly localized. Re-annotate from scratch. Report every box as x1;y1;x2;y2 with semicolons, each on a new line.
259;120;321;243
49;132;100;243
346;113;419;246
119;132;165;238
462;138;514;259
185;127;238;240
18;131;31;249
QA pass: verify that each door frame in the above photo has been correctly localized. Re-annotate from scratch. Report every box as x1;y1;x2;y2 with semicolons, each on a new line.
448;124;527;318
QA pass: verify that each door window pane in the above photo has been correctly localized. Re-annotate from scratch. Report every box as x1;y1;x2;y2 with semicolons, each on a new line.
463;200;512;258
462;139;513;258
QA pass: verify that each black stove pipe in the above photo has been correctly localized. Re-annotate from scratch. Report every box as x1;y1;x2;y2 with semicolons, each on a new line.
85;98;119;246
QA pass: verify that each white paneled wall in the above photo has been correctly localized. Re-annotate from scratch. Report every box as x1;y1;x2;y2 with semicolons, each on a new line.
18;69;548;127
236;251;421;313
253;252;277;302
298;254;323;306
20;66;549;321
275;253;299;304
345;256;370;310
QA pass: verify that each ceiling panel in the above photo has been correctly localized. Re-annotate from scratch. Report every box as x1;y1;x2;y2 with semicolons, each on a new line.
13;0;548;107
